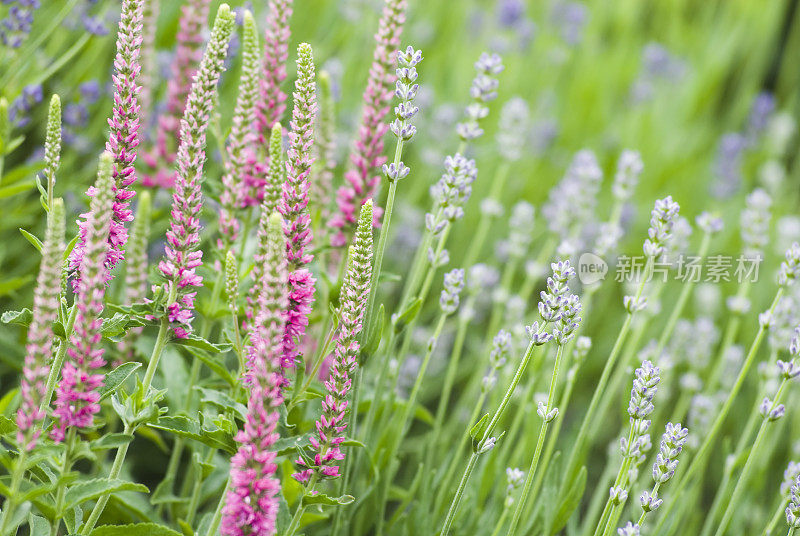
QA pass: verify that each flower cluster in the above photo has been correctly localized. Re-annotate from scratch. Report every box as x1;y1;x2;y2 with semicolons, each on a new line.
222;213;288;536
219;10;260;250
740;188;772;258
483;329;511;392
16;199;65;451
70;0;144;286
643;196;681;259
147;0;212;187
294;201;373;483
612;150;644;203
8;84;42;129
456;52;504;141
778;242;800;287
330;0;408;245
787;474;800;529
526;260;581;347
496;97;530;162
52;154;115;442
440;268;466;315
158;5;235;337
427;154;478;236
388;45;422;144
0;0;39;48
617;360;660;482
255;0;293;142
280;43;317;370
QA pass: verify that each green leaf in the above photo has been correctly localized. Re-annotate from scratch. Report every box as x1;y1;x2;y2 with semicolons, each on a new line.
65;478;149;510
0;415;17;436
392;298;422;334
63;233;80;261
172;333;232;353
148;415;236;454
89;523;183;536
551;466;587;534
361;304;384;360
1;308;32;326
0;179;32;199
19;228;43;252
177;519;194;536
469;413;489;453
100;313;145;338
196;387;247;421
150;476;188;506
181;346;236;386
0;276;32;296
301;493;354;507
97;362;141;401
28;513;49;536
90;433;134;451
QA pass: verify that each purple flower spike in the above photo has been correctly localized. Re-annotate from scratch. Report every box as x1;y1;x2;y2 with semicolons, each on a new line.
294;201;373;483
158;5;235;338
17;199;65;451
222;213;288;536
69;0;144;286
279;43;317;371
330;0;408;247
52;154;115;443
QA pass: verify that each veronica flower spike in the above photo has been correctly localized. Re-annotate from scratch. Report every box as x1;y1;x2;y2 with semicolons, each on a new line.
279;42;317;372
221;213;288;536
293;200;374;485
69;0;144;286
158;4;235;338
330;0;408;246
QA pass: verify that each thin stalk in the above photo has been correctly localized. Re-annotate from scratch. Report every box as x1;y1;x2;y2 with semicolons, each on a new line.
50;429;77;536
713;381;790;536
39;304;79;419
507;343;566;535
561;258;653;489
203;478;230;536
440;453;479;536
289;321;337;411
284;474;320;536
491;504;512;536
460;162;510;269
594;421;640;536
0;451;27;536
652;287;785;535
81;299;174;535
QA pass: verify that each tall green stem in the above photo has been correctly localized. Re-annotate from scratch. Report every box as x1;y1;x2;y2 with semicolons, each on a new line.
0;451;27;536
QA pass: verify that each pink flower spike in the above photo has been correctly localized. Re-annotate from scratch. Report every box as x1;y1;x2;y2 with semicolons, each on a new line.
294;201;373;482
222;213;288;536
17;199;65;451
69;0;145;287
330;0;407;246
158;5;235;338
279;43;317;372
256;0;293;144
52;154;115;443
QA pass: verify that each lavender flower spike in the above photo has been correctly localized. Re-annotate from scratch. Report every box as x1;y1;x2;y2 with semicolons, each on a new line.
456;52;504;142
331;0;408;246
787;474;800;529
17;199;65;451
70;0;144;286
158;5;235;338
256;0;294;141
294;200;373;483
219;10;261;251
245;124;286;329
643;196;680;259
222;213;288;536
279;43;317;371
52;154;115;442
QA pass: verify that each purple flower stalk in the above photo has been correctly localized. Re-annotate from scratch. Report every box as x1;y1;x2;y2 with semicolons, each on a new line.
330;0;408;247
255;0;293;142
158;5;235;338
222;213;288;536
16;199;65;451
143;0;211;188
219;10;260;251
138;0;159;127
245;124;286;330
69;0;144;286
52;154;115;443
279;43;316;371
294;201;373;483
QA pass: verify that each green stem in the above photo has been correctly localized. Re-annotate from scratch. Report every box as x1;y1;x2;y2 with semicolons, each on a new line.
561;258;653;490
507;344;565;535
460;162;510;269
652;287;784;536
440;453;478;536
284;475;319;536
51;429;77;536
491;504;511;536
0;450;27;536
204;478;230;536
39;304;79;420
289;321;337;411
713;380;789;536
